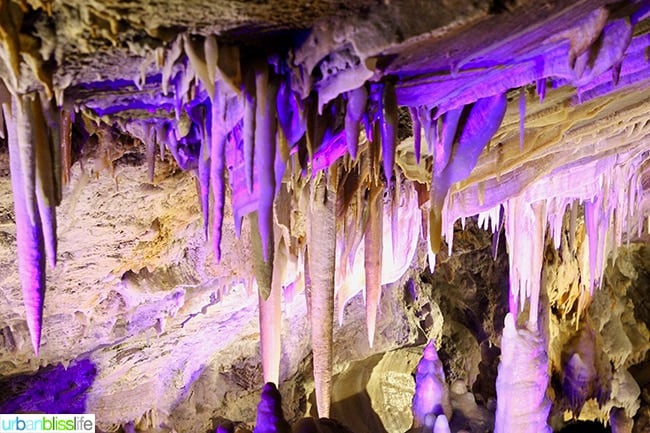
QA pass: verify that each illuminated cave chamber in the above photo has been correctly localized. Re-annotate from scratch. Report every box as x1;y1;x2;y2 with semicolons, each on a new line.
0;0;649;432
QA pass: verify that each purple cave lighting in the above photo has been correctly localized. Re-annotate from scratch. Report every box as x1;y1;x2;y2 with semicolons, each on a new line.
252;383;290;433
0;359;97;414
1;84;63;355
1;1;650;430
411;341;452;431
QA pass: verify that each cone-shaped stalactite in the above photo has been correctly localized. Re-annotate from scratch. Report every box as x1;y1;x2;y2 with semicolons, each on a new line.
427;93;507;255
210;94;228;261
364;180;383;348
344;86;367;159
2;92;47;355
254;63;279;263
306;174;336;418
251;212;281;385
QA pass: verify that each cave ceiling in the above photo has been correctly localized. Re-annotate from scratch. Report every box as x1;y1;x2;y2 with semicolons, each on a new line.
1;0;650;432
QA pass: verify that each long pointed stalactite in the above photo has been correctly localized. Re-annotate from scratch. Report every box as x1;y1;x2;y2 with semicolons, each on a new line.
251;212;281;386
2;92;47;355
307;173;336;418
363;180;383;348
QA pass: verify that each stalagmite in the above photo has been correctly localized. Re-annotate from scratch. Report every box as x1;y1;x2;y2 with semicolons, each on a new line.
411;341;452;428
255;63;279;262
251;213;280;385
494;313;551;433
307;175;336;418
381;81;398;187
252;383;290;433
610;408;633;433
3;96;46;355
344;86;367;159
433;415;451;433
364;181;383;348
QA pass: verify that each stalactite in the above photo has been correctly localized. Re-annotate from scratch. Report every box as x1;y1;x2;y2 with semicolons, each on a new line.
42;100;62;207
381;81;398;187
3;95;46;355
277;78;306;147
430;94;507;255
162;36;182;96
210;98;227;261
183;34;213;98
204;35;218;91
198;125;211;240
569;199;578;253
391;172;400;256
30;94;57;269
408;106;422;164
255;63;279;262
519;87;526;151
243;67;256;193
364;180;383;348
536;78;546;103
13;95;37;226
344;86;367;159
584;195;608;294
306;174;336;418
216;44;241;95
251;213;280;385
0;0;21;87
504;196;546;327
145;123;156;182
428;107;462;255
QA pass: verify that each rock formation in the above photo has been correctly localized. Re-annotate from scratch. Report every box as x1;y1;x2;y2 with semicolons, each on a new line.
0;1;649;432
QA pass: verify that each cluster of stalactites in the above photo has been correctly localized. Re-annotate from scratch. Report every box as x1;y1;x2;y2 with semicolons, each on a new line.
465;149;647;327
0;78;71;355
146;31;521;419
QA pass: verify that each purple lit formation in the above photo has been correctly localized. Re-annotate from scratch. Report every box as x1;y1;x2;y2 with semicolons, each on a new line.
0;0;649;431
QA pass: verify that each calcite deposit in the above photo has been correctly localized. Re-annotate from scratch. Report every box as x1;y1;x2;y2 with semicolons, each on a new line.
1;0;649;432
